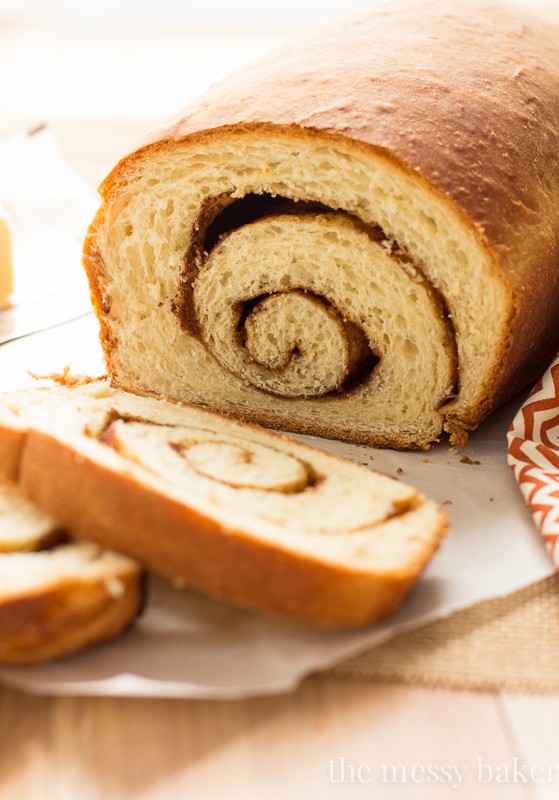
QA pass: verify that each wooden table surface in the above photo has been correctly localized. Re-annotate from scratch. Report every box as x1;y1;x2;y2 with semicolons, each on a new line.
1;17;558;800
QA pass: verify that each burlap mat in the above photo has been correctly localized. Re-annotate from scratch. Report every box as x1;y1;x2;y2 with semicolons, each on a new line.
333;575;559;692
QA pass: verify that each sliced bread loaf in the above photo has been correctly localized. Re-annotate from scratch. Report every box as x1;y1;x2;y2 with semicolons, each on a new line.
84;0;559;449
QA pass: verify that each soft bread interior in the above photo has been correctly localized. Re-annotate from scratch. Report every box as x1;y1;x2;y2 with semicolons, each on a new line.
0;482;61;552
89;130;511;448
0;540;138;599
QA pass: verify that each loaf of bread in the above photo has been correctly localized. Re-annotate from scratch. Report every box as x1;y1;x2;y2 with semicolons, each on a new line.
83;0;559;449
0;380;447;627
0;482;143;664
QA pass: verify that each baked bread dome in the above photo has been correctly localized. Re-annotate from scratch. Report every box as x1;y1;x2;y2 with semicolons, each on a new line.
84;0;559;448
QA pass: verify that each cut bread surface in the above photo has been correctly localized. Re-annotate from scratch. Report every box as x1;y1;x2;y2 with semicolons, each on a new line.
87;132;474;450
0;481;143;664
0;380;447;626
84;0;559;449
0;539;137;598
0;482;61;552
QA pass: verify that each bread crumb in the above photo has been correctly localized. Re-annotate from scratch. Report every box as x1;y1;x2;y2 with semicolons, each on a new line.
460;456;481;465
489;497;494;502
421;457;431;464
104;577;125;599
28;366;106;387
396;467;403;475
442;499;453;505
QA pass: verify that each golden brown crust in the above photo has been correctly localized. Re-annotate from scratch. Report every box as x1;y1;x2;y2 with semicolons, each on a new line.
0;419;447;628
84;0;559;439
0;567;144;665
0;422;25;483
83;209;117;379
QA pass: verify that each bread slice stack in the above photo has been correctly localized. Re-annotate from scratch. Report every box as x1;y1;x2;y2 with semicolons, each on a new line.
0;379;447;628
0;482;143;664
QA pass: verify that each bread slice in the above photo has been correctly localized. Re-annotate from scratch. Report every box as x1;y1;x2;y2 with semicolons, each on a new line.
84;0;559;449
0;481;144;664
0;482;62;552
0;380;447;627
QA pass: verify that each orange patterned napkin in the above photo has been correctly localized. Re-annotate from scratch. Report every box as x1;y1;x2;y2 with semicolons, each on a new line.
508;356;559;567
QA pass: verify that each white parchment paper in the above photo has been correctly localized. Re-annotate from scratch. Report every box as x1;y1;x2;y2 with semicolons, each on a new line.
0;133;553;699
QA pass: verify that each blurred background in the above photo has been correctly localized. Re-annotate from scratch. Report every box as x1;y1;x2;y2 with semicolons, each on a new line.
0;0;370;185
0;0;369;27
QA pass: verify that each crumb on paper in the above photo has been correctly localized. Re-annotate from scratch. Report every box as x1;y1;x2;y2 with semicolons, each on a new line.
28;366;106;387
421;457;431;464
460;456;481;465
396;467;403;475
489;497;494;502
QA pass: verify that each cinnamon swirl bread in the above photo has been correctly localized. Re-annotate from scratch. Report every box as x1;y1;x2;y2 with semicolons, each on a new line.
84;0;559;449
0;381;447;627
